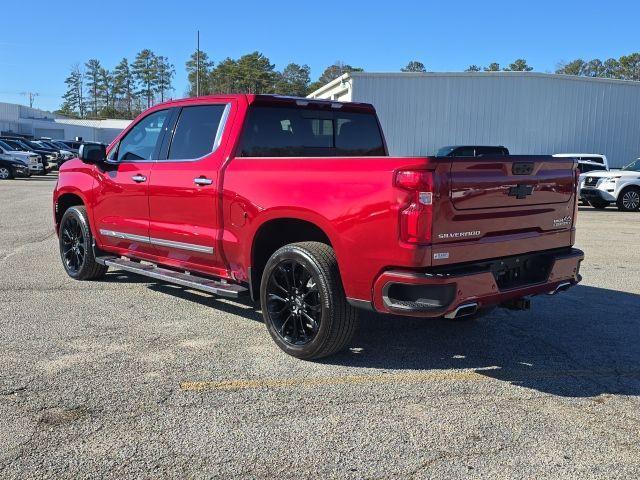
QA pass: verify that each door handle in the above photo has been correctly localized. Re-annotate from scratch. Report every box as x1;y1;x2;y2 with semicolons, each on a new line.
131;174;147;183
194;177;213;186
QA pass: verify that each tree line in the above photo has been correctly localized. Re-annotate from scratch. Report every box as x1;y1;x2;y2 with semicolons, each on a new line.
184;50;363;98
555;53;640;80
58;50;640;119
59;49;175;119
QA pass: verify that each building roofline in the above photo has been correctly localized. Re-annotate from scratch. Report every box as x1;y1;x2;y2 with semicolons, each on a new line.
308;71;640;98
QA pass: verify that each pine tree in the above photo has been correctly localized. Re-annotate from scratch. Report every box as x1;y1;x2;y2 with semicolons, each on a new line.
275;63;310;96
132;49;158;108
186;50;214;96
85;59;103;116
113;58;136;118
60;64;85;117
154;55;175;102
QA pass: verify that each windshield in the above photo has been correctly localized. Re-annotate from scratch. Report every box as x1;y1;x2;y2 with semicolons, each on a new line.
0;140;14;151
622;159;640;172
2;140;25;150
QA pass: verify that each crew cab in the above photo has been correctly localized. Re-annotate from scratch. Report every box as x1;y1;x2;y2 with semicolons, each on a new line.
53;95;584;359
579;158;640;211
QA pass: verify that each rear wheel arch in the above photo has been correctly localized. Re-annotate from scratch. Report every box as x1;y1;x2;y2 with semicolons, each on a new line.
250;217;336;301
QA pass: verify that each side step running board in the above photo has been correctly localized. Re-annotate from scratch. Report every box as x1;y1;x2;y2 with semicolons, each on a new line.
96;256;248;299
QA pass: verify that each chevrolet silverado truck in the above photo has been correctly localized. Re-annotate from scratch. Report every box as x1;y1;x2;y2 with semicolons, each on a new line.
53;95;584;359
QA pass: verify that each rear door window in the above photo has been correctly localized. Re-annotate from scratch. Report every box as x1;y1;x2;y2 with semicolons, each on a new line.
239;106;385;157
167;104;228;160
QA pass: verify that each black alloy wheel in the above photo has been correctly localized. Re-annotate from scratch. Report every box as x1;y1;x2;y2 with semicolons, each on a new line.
265;259;322;346
260;242;358;360
58;206;108;280
61;215;86;275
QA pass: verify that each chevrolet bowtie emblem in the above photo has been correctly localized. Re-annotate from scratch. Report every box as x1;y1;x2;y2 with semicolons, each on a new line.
508;184;534;199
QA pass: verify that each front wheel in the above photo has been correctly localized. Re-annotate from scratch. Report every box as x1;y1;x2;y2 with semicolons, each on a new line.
59;206;108;280
617;187;640;212
0;166;13;180
260;242;358;360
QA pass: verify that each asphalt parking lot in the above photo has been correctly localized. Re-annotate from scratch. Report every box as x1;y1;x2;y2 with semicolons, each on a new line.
1;174;639;479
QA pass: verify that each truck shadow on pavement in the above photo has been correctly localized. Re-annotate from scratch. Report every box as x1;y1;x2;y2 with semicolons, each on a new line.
327;284;640;398
101;272;640;398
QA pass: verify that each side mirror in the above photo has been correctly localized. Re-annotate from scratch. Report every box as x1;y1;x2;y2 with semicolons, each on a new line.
79;142;106;164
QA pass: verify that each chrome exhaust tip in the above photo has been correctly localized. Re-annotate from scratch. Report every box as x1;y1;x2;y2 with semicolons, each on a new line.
444;302;479;319
547;281;572;296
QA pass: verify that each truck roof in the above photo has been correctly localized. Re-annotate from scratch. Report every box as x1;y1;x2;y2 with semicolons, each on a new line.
154;94;377;113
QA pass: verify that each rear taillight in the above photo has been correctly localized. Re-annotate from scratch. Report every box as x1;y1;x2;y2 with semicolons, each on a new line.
395;170;434;244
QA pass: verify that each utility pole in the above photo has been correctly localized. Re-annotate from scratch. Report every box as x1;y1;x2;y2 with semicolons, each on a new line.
21;91;39;108
196;30;200;97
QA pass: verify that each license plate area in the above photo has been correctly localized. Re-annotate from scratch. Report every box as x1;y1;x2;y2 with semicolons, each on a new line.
490;253;554;290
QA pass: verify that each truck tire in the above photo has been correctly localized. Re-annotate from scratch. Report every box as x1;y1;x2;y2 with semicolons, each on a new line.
616;186;640;212
260;242;358;360
59;206;108;280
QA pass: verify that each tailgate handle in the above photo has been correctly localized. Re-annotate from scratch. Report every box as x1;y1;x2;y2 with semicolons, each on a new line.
512;162;534;175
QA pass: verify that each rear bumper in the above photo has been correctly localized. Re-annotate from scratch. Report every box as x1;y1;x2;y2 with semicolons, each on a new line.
369;248;584;318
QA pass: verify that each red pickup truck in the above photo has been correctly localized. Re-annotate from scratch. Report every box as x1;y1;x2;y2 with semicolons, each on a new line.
53;95;583;359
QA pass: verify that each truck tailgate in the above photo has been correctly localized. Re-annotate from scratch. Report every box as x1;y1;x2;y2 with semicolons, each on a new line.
450;156;575;210
430;155;577;265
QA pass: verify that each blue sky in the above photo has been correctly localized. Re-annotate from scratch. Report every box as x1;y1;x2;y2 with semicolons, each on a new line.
1;0;639;112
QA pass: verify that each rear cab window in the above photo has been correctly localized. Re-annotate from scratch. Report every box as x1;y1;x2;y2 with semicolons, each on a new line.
238;105;386;157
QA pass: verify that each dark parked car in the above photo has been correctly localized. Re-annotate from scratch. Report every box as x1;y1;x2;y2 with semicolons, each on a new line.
436;145;510;157
0;157;30;179
60;140;82;151
1;137;55;172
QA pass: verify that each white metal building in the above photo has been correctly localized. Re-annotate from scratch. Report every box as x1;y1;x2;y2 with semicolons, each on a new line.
308;72;640;168
0;102;130;144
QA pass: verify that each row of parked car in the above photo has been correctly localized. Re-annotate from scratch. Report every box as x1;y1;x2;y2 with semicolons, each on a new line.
0;137;81;179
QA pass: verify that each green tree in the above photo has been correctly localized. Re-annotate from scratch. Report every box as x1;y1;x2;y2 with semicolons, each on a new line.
60;64;85;117
618;53;640;80
465;65;481;72
113;58;136;118
85;58;103;116
318;61;363;84
235;51;278;93
186;50;214;96
154;55;175;102
401;60;426;72
275;63;311;96
555;59;585;76
210;57;238;94
483;62;500;72
99;67;114;113
602;58;621;78
133;49;158;108
504;59;533;71
582;59;604;77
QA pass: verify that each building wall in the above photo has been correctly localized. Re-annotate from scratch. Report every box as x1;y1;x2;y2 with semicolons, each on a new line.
309;72;640;168
0;102;130;145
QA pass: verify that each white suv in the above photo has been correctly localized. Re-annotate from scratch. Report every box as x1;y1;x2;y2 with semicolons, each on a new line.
580;158;640;211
